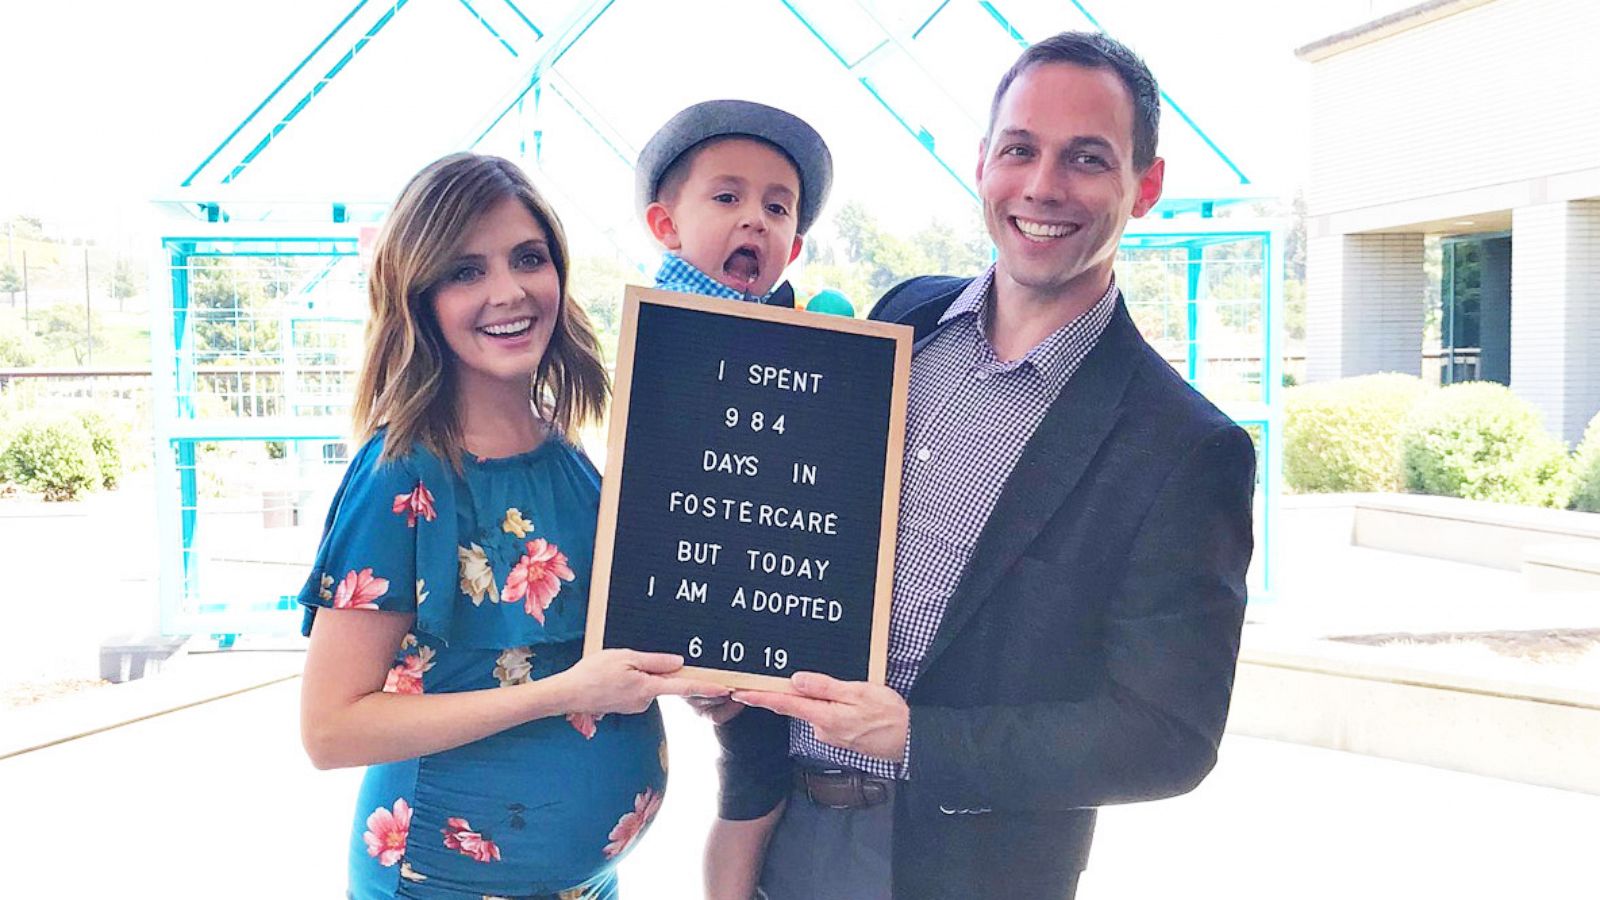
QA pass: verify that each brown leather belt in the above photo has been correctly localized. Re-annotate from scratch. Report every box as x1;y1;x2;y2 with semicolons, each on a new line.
795;767;893;809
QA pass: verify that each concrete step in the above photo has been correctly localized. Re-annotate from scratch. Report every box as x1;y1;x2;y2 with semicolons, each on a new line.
1524;542;1600;592
1230;631;1600;795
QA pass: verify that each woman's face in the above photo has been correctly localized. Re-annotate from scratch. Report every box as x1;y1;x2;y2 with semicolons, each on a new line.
429;196;562;399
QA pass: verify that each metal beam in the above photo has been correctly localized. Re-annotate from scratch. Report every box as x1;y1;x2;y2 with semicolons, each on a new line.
183;0;377;188
461;0;618;150
220;1;412;185
779;0;981;202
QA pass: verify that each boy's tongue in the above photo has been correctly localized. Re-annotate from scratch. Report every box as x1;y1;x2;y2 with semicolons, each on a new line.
722;248;760;287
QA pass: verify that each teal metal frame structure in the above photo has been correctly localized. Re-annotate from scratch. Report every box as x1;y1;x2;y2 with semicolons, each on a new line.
155;0;1282;640
152;230;364;638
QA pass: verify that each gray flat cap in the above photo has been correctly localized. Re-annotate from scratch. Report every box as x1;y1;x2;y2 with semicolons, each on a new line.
636;99;833;235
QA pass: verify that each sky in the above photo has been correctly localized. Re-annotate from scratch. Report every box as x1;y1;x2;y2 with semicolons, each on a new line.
0;0;1401;251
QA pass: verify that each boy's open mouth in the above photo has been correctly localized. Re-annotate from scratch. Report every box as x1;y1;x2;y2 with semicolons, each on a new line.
722;246;762;286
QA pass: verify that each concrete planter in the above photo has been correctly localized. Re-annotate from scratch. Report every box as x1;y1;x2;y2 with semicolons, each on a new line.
1286;493;1600;591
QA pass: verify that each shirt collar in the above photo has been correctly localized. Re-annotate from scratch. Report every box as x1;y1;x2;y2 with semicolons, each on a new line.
940;264;1121;395
653;252;773;303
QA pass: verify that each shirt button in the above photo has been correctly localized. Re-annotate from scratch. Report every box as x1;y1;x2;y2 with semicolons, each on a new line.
974;369;990;381
915;447;931;462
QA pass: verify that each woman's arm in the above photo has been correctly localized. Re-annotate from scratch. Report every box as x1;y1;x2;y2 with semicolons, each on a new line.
300;608;726;769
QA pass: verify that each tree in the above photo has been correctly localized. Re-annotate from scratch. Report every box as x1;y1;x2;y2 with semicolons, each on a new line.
911;213;990;277
187;257;281;363
0;262;19;307
35;305;102;365
0;332;34;367
7;215;44;240
1283;278;1306;343
567;254;635;339
1288;194;1307;279
1283;192;1307;343
832;201;881;264
109;258;140;309
795;202;991;309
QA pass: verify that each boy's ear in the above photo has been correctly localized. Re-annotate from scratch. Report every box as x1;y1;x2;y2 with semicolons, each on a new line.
645;202;682;250
787;235;804;265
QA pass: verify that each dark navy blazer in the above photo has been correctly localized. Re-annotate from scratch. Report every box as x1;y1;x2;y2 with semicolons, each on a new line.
718;275;1257;898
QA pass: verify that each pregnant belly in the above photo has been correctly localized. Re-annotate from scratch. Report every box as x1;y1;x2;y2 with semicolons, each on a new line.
377;704;667;894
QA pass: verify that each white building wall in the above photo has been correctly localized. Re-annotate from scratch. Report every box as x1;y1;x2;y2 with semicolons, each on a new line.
1306;0;1600;218
1511;200;1600;444
1307;233;1425;381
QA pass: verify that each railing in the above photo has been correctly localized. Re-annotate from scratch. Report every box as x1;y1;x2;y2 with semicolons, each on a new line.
0;368;153;415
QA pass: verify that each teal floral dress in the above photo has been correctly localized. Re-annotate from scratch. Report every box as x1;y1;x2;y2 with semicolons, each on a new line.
298;431;667;900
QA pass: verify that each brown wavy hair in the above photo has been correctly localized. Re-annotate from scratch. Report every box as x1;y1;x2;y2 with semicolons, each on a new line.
352;152;609;465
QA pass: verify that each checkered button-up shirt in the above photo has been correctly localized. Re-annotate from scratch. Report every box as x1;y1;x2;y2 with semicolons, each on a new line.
653;252;776;303
790;266;1120;778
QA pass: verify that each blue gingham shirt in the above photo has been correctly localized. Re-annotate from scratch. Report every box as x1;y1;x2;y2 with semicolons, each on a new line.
653;252;775;303
791;266;1121;778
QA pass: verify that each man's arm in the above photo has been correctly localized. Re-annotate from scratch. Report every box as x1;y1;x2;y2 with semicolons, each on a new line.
909;423;1256;810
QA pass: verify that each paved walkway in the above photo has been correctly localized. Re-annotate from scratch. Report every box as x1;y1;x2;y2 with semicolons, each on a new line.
2;655;1597;898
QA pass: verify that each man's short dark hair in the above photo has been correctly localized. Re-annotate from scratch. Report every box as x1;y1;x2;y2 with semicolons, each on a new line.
986;31;1161;171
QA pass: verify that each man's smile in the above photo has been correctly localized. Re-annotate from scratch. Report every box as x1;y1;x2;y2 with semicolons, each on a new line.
1011;216;1080;242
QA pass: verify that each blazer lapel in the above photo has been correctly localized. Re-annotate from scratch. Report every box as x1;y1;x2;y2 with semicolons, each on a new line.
918;300;1143;672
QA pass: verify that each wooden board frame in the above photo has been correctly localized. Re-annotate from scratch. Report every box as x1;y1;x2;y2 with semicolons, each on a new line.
584;285;911;692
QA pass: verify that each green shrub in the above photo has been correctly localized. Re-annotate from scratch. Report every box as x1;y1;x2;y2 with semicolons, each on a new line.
75;409;126;489
0;333;35;367
0;422;15;486
1283;373;1428;493
1401;382;1572;508
1571;410;1600;513
1;414;102;501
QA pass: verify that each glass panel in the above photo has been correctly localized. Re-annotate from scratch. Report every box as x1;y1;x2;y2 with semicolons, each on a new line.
1441;238;1485;384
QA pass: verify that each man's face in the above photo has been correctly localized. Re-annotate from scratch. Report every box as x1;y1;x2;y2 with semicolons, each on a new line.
647;138;805;298
977;62;1164;306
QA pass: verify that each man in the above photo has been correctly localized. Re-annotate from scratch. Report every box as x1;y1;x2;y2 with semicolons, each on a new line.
708;31;1257;899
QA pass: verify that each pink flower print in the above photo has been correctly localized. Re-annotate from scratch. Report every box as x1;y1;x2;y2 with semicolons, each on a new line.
502;539;574;623
602;787;663;859
566;712;605;740
333;568;389;609
441;817;501;863
383;645;437;695
391;483;437;527
362;798;411;867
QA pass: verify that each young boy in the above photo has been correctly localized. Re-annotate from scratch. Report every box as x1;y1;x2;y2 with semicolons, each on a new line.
635;98;833;308
634;99;832;897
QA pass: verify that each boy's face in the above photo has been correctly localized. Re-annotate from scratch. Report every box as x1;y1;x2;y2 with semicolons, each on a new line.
647;138;805;298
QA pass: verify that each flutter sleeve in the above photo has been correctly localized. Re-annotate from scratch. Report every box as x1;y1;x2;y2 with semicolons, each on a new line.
298;433;454;637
